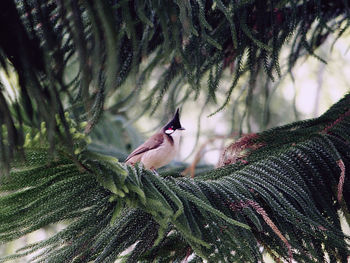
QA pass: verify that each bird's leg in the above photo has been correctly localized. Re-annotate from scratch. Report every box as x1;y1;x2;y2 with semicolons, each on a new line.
151;168;160;176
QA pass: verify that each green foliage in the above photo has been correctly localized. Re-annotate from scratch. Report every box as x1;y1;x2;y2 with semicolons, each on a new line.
1;94;350;262
1;0;350;262
0;0;348;167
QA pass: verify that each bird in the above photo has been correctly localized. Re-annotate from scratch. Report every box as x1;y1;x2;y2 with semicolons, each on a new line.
125;108;185;171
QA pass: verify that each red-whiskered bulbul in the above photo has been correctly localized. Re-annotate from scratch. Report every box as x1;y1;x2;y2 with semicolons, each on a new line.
125;108;185;170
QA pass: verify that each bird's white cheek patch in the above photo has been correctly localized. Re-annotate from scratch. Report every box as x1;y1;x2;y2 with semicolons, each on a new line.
165;129;173;134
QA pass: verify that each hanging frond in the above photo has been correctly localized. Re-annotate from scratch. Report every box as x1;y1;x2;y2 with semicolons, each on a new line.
0;0;349;169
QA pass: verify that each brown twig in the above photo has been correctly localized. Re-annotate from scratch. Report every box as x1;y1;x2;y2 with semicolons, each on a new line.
337;159;345;202
217;133;265;167
322;108;350;134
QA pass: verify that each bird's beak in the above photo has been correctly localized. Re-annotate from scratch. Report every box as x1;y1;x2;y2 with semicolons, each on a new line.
178;127;185;130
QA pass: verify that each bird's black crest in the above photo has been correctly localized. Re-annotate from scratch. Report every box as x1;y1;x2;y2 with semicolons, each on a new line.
163;108;184;131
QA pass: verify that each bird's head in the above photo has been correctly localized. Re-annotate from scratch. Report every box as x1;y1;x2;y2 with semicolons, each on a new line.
163;108;185;135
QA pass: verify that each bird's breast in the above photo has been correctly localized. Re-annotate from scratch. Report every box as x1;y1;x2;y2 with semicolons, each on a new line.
141;132;181;169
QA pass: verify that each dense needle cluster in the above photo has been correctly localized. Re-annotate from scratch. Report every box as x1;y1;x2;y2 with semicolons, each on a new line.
0;0;350;262
0;0;349;165
1;94;350;262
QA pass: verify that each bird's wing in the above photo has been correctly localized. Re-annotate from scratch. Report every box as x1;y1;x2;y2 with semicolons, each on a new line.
125;133;164;162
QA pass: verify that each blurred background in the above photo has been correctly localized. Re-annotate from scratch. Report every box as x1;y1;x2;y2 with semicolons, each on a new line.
125;32;350;167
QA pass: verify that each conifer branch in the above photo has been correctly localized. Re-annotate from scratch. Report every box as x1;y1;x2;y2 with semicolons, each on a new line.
1;94;350;262
1;0;350;261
